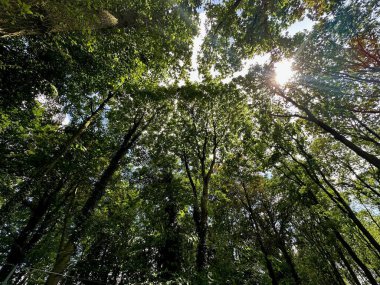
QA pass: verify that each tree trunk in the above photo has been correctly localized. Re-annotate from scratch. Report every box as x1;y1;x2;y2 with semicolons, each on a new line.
336;245;361;285
329;258;346;285
241;186;279;285
277;89;380;169
265;206;301;284
334;230;378;285
45;117;143;285
307;187;378;285
279;243;301;285
0;180;65;282
287;145;380;256
259;237;279;285
45;241;75;285
310;159;380;256
0;92;114;223
158;172;182;281
196;226;208;273
282;163;378;285
321;172;380;256
196;180;209;274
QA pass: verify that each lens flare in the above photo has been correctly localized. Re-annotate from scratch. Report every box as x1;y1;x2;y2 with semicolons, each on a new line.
274;59;294;85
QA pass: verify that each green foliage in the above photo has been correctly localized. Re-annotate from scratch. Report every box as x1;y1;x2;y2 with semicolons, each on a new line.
0;0;379;284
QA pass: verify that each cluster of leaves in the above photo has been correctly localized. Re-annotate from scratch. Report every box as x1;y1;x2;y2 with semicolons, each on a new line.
0;0;379;284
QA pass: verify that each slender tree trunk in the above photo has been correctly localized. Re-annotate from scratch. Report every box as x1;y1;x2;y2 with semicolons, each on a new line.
265;206;301;285
183;153;211;281
281;162;378;284
45;241;75;285
276;88;380;169
309;235;346;285
45;117;143;285
0;92;114;223
0;180;65;282
336;245;361;285
44;93;114;176
305;107;380;168
246;209;278;284
320;171;380;256
241;186;279;285
344;162;380;198
258;236;278;285
279;243;301;285
309;159;380;256
334;230;378;285
286;145;380;256
159;172;182;281
309;189;378;285
196;181;209;274
329;258;346;285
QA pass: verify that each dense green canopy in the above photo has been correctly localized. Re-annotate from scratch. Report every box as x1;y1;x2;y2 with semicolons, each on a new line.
0;0;379;284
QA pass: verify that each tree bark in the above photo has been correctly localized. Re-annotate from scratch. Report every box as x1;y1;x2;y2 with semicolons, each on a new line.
240;185;279;285
0;180;65;282
263;205;301;285
0;92;114;223
158;172;182;280
334;230;378;285
45;117;143;285
285;143;380;256
335;245;361;285
196;181;209;274
280;159;378;285
279;242;301;285
182;125;217;279
276;88;380;169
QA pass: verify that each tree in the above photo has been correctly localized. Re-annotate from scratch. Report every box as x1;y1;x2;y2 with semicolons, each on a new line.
1;0;380;284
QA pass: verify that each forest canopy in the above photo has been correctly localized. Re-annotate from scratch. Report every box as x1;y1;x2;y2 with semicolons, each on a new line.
0;0;380;284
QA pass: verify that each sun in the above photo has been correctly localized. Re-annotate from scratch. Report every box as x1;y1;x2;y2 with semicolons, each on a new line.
274;59;294;85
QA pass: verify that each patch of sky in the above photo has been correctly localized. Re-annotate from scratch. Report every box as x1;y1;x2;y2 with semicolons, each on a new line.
194;14;315;83
283;17;316;36
184;8;316;85
189;12;208;82
61;114;71;126
351;200;380;215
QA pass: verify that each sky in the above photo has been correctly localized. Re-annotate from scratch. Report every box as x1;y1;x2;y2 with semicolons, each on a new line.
285;17;315;36
189;12;208;82
62;13;316;127
189;13;316;83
